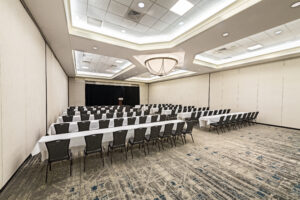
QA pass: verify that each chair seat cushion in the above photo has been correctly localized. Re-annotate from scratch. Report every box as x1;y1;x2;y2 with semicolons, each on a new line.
85;148;102;155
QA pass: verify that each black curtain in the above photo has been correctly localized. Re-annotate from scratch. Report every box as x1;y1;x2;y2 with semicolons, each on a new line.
85;84;140;106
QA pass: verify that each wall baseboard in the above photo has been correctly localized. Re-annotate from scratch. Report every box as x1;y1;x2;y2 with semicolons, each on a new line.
256;122;300;131
0;154;32;193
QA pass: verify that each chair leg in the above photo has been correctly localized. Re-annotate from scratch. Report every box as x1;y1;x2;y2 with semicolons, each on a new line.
131;144;133;159
183;135;187;143
181;135;185;144
143;143;146;156
157;140;161;151
125;147;127;160
110;149;113;164
84;155;86;172
101;151;104;167
45;163;49;183
160;139;164;150
173;136;176;147
190;134;194;143
49;163;52;171
146;142;150;154
70;159;72;176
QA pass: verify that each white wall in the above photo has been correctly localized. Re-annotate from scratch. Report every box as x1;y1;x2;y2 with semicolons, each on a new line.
149;75;209;107
68;77;149;106
46;45;68;126
0;0;69;189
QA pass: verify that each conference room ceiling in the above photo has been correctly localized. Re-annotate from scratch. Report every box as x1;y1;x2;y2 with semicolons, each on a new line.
24;0;300;83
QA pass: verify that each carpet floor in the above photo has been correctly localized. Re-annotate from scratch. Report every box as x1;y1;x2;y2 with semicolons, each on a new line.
0;124;299;200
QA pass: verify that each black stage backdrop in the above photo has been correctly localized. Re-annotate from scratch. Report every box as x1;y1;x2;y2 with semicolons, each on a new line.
85;84;140;106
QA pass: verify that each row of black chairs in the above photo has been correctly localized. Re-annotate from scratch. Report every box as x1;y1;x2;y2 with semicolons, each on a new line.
210;112;259;134
63;110;150;122
55;115;169;134
45;121;195;182
66;109;145;116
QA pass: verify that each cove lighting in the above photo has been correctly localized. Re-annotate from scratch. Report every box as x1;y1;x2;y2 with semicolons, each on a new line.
247;44;263;51
170;0;194;16
291;1;300;8
115;60;123;64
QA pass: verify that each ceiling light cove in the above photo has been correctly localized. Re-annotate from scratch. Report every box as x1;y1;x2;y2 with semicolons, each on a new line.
170;0;194;16
247;44;263;51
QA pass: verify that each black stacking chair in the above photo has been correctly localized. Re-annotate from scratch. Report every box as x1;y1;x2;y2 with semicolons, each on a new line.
67;110;75;116
208;111;213;116
210;116;224;134
83;134;104;171
218;110;223;114
171;122;185;146
106;113;113;119
127;112;133;117
226;109;231;114
138;116;146;124
168;110;176;120
54;123;70;134
159;123;174;149
80;111;88;115
247;112;255;125
223;115;231;131
251;111;259;125
128;128;147;158
62;115;73;122
94;113;103;120
182;121;195;143
125;107;130;112
228;115;237;130
80;114;90;121
145;126;162;154
90;110;97;115
45;139;72;182
159;114;167;121
69;106;75;109
99;120;109;129
185;112;196;122
213;110;218;115
151;115;158;122
78;121;90;132
144;110;150;115
135;111;142;116
242;113;251;127
116;112;123;118
203;111;208;116
238;114;247;128
114;118;124;127
235;114;243;129
127;117;136;125
222;109;227;114
107;130;128;164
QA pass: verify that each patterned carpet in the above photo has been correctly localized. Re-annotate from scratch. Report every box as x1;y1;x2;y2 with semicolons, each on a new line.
0;124;300;200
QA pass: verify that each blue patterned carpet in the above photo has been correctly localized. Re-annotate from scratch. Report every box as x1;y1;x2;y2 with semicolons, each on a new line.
0;125;299;200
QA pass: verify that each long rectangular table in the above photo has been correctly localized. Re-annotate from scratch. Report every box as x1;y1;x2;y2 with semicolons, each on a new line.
50;115;160;135
199;112;246;127
62;109;137;116
177;109;227;120
32;120;184;161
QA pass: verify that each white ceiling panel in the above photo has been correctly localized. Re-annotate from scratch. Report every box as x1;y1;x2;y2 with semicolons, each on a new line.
155;0;178;9
105;13;124;25
139;14;157;27
122;18;137;28
152;20;169;31
147;4;168;19
135;23;149;32
114;0;133;7
88;0;110;10
160;11;180;24
108;0;129;16
87;6;106;20
131;0;153;13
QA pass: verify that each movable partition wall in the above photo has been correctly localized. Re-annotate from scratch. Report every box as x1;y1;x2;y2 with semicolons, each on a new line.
85;83;140;106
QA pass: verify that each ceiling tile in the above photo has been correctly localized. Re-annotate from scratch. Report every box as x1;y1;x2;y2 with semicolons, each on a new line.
108;0;129;16
87;6;106;20
105;13;124;25
139;14;157;27
152;20;169;31
114;0;133;6
88;0;110;10
156;0;178;9
122;18;137;28
71;0;87;15
131;0;153;13
135;24;149;32
160;11;180;24
147;4;168;19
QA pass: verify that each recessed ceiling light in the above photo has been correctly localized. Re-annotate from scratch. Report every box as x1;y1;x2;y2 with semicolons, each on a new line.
138;2;145;8
115;60;123;63
121;29;126;33
81;66;89;69
92;46;98;50
222;32;229;37
170;0;194;16
178;21;184;25
275;30;282;35
247;44;263;51
291;1;300;8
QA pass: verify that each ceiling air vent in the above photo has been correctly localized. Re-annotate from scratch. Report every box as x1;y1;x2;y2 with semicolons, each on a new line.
87;17;102;27
126;9;145;23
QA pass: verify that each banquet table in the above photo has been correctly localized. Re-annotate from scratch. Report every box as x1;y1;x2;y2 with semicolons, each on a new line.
57;111;147;123
33;119;184;161
199;112;246;127
62;109;135;116
50;115;159;135
177;110;224;120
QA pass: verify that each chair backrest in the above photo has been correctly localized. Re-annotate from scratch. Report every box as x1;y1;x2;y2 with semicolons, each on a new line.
219;116;225;123
106;113;113;119
224;115;231;122
227;109;231;113
222;109;227;114
114;118;124;127
78;107;84;111
151;115;158;122
250;112;255;119
218;109;223;114
203;111;208;116
99;120;109;129
80;111;88;115
67;110;75;116
136;111;142;116
116;112;123;118
150;126;161;139
144;110;150;115
163;123;174;136
94;114;103;120
133;128;147;143
185;121;194;133
127;117;136;125
213;110;218;115
208;111;213;116
231;115;237;121
159;114;167;121
78;121;90;132
90;110;97;115
127;112;133;117
175;122;185;134
84;134;103;152
171;110;176;115
196;111;202;118
81;114;90;121
236;114;242;121
62;115;73;122
254;111;259;119
190;112;196;119
54;123;70;134
112;130;127;146
139;116;147;124
46;139;70;162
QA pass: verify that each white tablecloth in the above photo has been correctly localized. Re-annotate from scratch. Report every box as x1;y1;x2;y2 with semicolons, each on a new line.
199;112;246;127
51;115;160;135
33;119;184;161
161;109;172;115
177;110;222;120
62;109;135;116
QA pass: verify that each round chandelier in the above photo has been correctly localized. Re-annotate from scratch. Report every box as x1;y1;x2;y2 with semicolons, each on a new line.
144;57;178;76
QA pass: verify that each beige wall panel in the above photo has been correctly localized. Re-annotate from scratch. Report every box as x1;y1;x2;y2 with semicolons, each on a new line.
46;46;68;126
238;66;259;112
139;84;149;104
69;78;86;106
257;62;283;125
210;72;223;109
0;0;46;187
281;58;300;129
149;75;209;107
